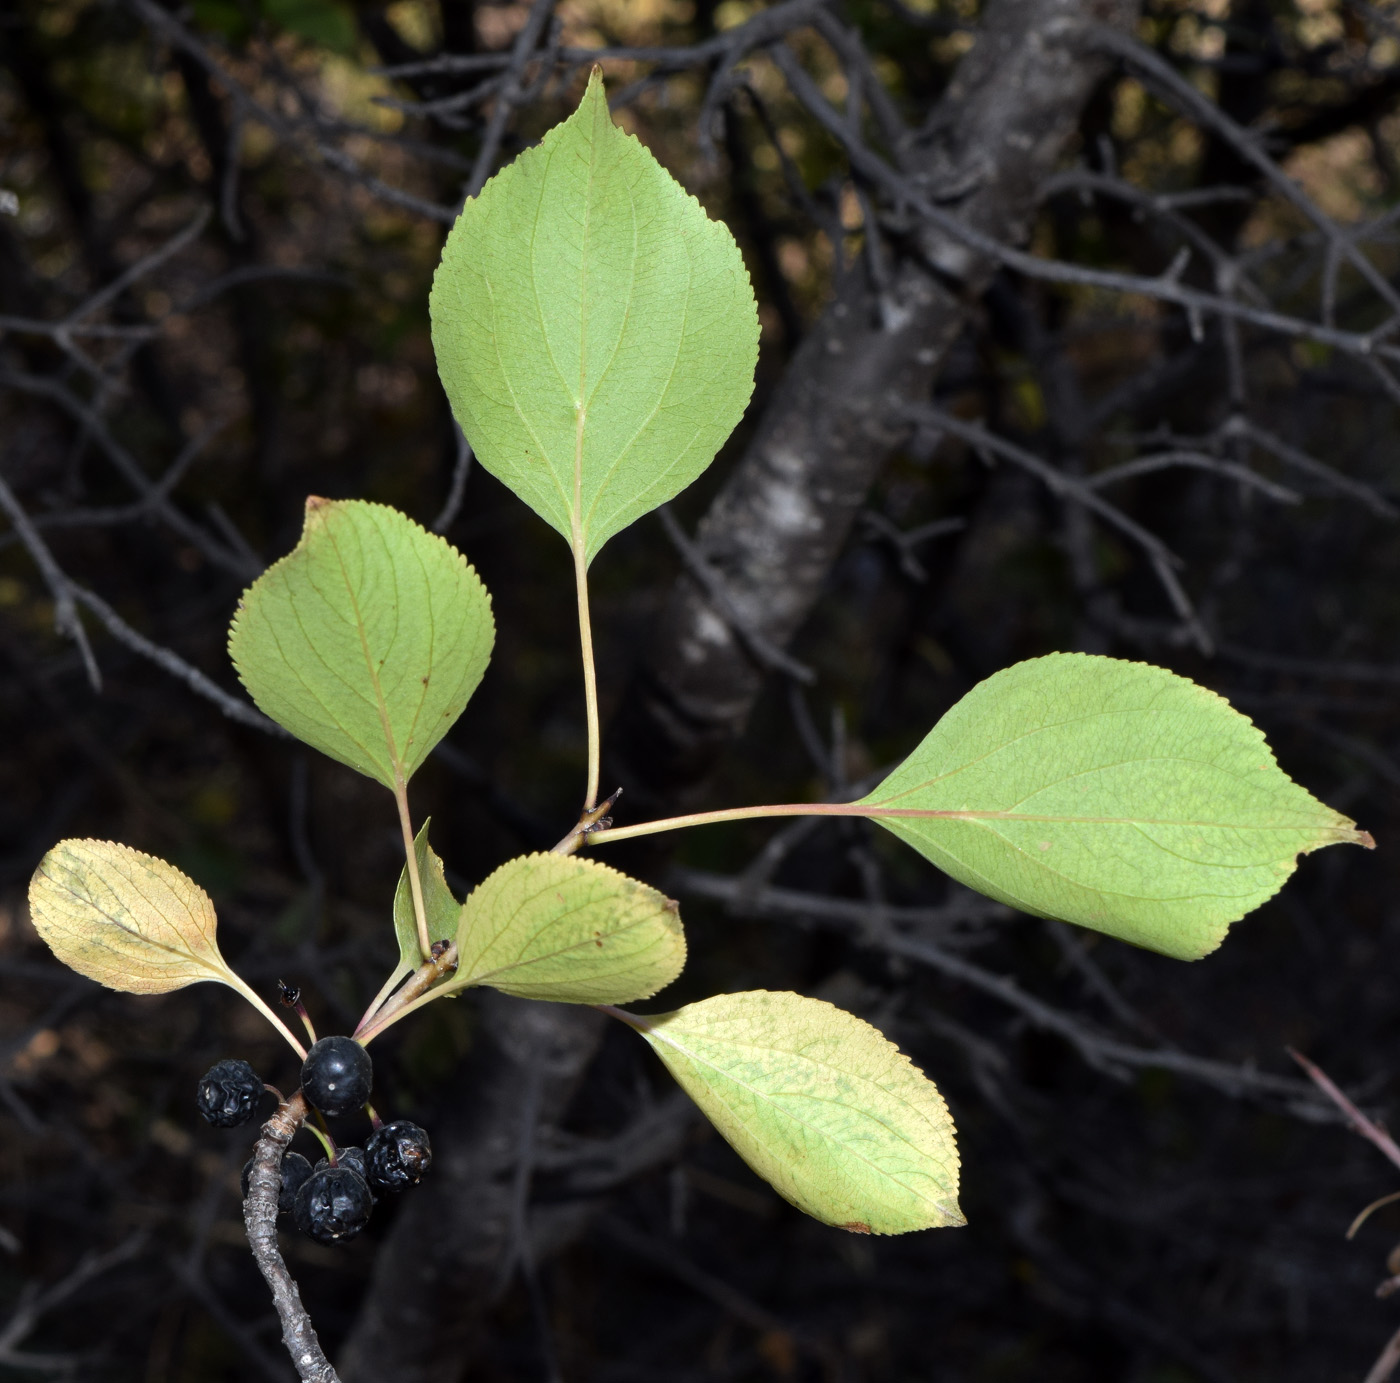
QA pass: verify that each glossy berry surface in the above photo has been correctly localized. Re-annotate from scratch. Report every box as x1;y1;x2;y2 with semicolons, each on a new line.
366;1121;432;1192
299;1036;372;1118
315;1146;372;1192
196;1059;264;1127
293;1166;373;1244
242;1151;313;1215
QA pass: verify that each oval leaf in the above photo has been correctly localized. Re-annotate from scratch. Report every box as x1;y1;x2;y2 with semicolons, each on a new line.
859;653;1372;959
29;839;239;994
629;991;962;1235
447;853;685;1003
430;68;760;566
229;499;494;789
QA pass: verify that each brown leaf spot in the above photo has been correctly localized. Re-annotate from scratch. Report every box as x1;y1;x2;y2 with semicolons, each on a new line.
594;931;604;948
841;1221;872;1235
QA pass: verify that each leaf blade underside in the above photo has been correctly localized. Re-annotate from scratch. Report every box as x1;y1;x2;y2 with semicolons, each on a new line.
858;653;1370;958
28;839;238;994
430;69;759;565
632;990;962;1235
228;498;494;790
448;852;686;1003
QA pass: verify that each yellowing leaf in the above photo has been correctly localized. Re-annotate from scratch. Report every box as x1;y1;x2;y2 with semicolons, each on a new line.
228;498;494;790
447;853;685;1003
29;840;304;1053
629;991;962;1235
30;840;240;994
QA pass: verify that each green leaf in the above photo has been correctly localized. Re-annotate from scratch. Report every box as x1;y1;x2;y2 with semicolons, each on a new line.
628;991;962;1235
430;69;759;566
391;818;459;981
446;853;686;1003
260;0;357;53
858;653;1372;959
229;498;494;790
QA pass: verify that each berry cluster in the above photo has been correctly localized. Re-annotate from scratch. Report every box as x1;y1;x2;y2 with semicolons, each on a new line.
199;1034;433;1246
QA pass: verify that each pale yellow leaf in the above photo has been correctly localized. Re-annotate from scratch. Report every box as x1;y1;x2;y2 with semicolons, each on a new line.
29;839;238;994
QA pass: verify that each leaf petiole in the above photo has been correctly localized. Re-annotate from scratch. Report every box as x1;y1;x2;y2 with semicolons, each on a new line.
355;942;459;1045
585;801;882;846
224;972;309;1060
571;473;601;813
393;778;433;962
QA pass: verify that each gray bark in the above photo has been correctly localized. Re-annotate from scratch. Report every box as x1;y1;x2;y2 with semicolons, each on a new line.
610;0;1138;798
337;0;1136;1376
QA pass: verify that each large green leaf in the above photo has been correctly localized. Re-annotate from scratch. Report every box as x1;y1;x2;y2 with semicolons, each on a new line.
859;653;1371;959
628;991;962;1235
430;69;759;566
229;499;494;790
446;853;685;1003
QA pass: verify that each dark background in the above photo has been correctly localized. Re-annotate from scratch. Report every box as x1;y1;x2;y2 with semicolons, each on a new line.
3;0;1400;1379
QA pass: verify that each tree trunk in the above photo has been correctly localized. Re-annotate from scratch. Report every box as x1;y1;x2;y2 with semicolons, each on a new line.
609;0;1138;800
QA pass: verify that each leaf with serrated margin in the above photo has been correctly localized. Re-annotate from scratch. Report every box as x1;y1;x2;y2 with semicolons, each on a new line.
430;68;759;566
443;853;685;1003
628;991;962;1235
30;840;243;995
858;653;1372;959
228;498;494;790
391;818;460;982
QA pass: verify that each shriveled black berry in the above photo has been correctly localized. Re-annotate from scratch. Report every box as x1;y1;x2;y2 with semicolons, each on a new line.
366;1121;432;1192
241;1151;313;1215
293;1166;373;1245
196;1059;265;1127
299;1036;372;1118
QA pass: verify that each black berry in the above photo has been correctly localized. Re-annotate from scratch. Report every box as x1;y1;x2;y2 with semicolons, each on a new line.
196;1059;265;1127
320;1150;375;1206
315;1146;372;1189
299;1036;372;1118
293;1166;373;1244
365;1121;432;1192
242;1151;313;1214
